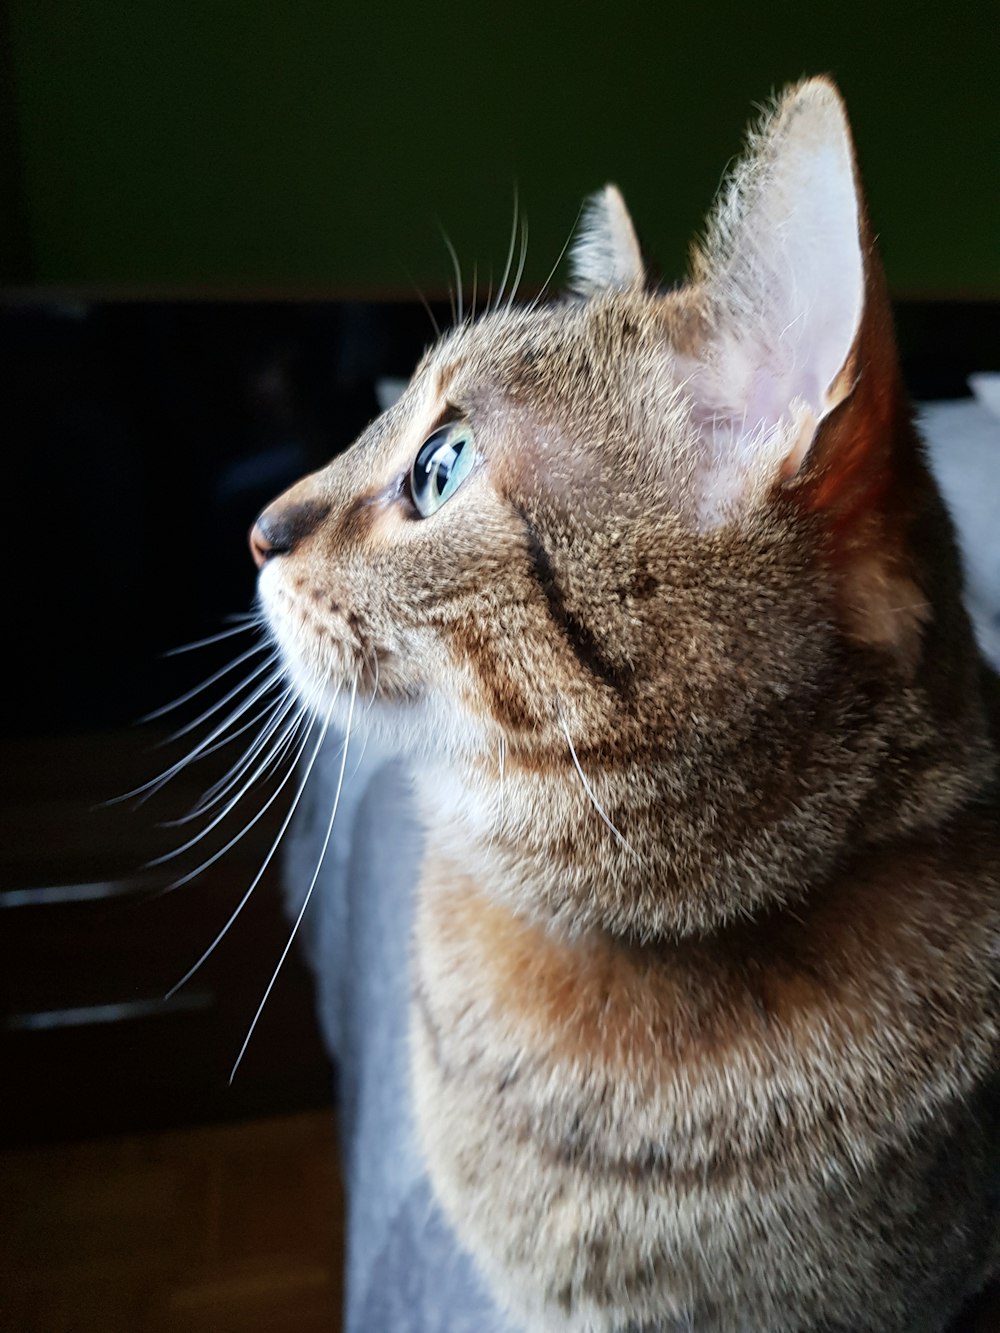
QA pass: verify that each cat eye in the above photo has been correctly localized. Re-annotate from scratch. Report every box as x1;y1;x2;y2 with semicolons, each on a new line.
409;422;477;518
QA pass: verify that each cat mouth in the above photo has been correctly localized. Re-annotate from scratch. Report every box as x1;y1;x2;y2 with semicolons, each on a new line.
260;580;422;717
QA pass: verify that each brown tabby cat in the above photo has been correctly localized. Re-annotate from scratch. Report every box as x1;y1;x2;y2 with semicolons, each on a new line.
250;78;999;1332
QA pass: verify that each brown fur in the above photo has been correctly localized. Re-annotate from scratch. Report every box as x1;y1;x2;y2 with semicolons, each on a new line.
253;78;999;1331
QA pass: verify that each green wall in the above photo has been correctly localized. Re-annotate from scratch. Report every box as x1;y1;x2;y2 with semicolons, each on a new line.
6;1;999;297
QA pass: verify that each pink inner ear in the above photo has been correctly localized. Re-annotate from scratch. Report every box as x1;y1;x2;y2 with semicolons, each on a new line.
680;88;865;515
745;369;807;441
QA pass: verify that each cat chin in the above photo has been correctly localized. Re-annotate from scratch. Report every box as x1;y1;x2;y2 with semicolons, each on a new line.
277;660;487;764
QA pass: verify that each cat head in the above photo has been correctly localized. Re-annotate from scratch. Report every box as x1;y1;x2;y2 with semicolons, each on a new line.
252;78;990;938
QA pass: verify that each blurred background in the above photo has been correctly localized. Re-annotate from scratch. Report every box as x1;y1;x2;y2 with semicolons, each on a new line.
3;1;998;296
1;2;997;1331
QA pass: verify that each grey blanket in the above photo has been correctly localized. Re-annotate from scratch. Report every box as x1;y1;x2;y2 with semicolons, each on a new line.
286;758;512;1331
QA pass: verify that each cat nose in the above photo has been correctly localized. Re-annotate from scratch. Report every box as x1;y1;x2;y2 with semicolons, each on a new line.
249;500;329;568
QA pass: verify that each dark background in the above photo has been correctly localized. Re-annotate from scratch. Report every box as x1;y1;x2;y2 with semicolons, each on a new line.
2;1;998;299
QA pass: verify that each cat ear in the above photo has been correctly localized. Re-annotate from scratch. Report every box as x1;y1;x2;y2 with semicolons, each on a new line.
569;185;647;295
685;79;930;663
683;78;866;510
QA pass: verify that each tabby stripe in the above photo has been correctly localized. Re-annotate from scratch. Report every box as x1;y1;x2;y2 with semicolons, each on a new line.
412;974;790;1189
515;508;634;694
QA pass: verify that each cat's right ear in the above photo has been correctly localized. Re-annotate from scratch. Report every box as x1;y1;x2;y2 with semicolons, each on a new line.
569;185;647;296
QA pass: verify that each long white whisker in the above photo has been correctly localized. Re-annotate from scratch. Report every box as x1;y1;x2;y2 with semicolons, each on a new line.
171;701;292;772
527;201;585;314
170;692;301;824
417;288;441;338
494;186;520;313
141;643;271;722
156;712;326;890
106;664;280;810
165;708;333;1000
253;698;311;775
558;715;635;855
441;230;464;326
149;703;308;863
400;261;442;339
157;656;281;745
348;723;371;781
228;679;358;1082
192;678;298;789
114;671;289;806
506;214;529;312
162;621;260;657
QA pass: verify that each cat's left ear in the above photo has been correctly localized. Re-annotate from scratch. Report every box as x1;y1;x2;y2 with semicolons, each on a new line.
683;77;867;506
569;184;647;295
686;78;929;662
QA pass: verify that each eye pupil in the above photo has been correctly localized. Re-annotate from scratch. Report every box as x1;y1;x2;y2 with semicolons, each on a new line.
409;422;476;518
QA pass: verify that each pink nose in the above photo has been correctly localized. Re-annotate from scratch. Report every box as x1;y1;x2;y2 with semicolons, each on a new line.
248;500;329;569
248;520;276;569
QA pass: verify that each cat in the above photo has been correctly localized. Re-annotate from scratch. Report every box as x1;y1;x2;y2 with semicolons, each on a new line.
249;77;999;1332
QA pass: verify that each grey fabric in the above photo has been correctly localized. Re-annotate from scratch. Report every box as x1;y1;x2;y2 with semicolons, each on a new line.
285;386;1000;1333
286;756;515;1332
918;380;1000;668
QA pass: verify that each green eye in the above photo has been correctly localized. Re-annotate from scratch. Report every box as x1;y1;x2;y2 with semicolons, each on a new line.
409;422;477;517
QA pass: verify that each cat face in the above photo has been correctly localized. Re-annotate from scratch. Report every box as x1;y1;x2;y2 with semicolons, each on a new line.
251;78;990;938
255;292;819;763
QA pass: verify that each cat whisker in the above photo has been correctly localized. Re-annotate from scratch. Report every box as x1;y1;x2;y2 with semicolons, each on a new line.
229;688;303;772
440;228;465;327
149;705;308;863
401;262;442;339
162;619;261;657
155;706;326;891
155;656;282;746
169;700;295;774
348;717;372;781
141;642;272;723
245;696;310;777
228;677;358;1083
421;291;442;339
170;689;302;824
493;185;520;314
505;213;529;313
527;200;585;314
113;669;289;807
165;703;336;1000
558;714;636;856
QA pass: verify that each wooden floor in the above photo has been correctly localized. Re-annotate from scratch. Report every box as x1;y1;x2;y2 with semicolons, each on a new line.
6;1109;998;1333
1;1111;344;1333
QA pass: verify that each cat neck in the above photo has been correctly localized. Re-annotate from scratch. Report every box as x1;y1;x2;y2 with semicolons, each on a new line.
412;689;996;942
